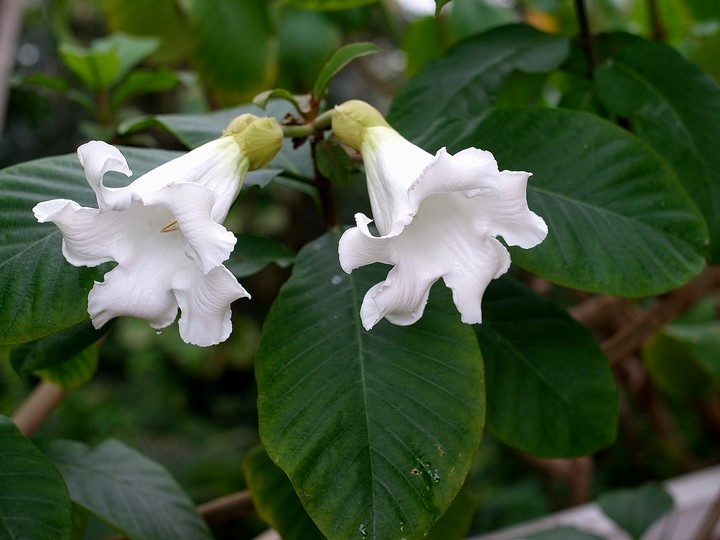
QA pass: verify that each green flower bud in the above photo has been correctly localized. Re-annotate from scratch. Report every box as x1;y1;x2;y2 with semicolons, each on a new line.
332;100;390;151
223;114;283;170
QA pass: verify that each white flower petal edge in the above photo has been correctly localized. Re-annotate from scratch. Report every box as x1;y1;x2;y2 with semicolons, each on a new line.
34;139;251;346
337;116;548;331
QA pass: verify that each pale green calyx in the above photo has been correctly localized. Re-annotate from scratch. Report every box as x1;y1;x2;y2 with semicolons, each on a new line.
223;114;283;170
332;100;391;151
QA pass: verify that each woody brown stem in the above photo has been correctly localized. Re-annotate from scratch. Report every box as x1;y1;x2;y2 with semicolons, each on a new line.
11;380;65;436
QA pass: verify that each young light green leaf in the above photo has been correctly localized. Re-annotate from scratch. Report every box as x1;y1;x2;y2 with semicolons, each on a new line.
38;439;212;540
256;229;484;540
59;33;160;90
243;445;326;540
388;24;569;139
0;416;72;540
594;35;720;262
420;108;708;297
0;147;182;345
253;88;304;112
597;483;674;540
475;276;618;457
312;42;381;99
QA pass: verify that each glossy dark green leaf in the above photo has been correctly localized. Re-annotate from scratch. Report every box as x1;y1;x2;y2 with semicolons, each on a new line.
186;0;276;104
35;345;99;391
39;439;212;540
388;24;568;139
243;445;326;540
0;416;72;539
422;108;707;297
315;139;355;185
0;147;181;345
10;320;105;374
597;483;673;540
475;277;617;457
226;234;295;278
312;42;380;99
595;36;720;261
256;229;484;539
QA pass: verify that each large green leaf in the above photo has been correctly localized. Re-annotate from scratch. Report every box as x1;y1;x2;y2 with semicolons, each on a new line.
388;24;568;140
243;445;326;540
0;416;72;539
38;439;212;540
597;483;673;540
186;0;277;104
0;147;181;345
476;276;617;457
256;229;484;540
421;108;707;297
226;234;295;278
594;35;720;262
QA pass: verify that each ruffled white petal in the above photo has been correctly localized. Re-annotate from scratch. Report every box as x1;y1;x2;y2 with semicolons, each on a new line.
77;141;133;210
142;183;236;275
88;257;180;331
342;133;547;329
173;265;250;346
409;147;548;249
36;139;251;346
338;214;393;273
33;199;117;266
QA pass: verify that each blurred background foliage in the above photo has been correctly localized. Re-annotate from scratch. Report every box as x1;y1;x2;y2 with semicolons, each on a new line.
2;0;720;538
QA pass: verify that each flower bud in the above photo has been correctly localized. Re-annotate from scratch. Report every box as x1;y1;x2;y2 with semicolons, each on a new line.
223;114;283;170
332;100;390;151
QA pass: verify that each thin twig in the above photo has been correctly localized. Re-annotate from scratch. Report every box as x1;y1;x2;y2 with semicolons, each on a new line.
11;380;65;436
647;0;665;41
197;490;255;527
602;267;720;365
521;455;594;506
573;0;597;76
0;0;25;141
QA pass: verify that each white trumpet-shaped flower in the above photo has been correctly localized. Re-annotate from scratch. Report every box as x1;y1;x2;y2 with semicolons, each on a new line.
333;100;548;330
33;115;283;346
